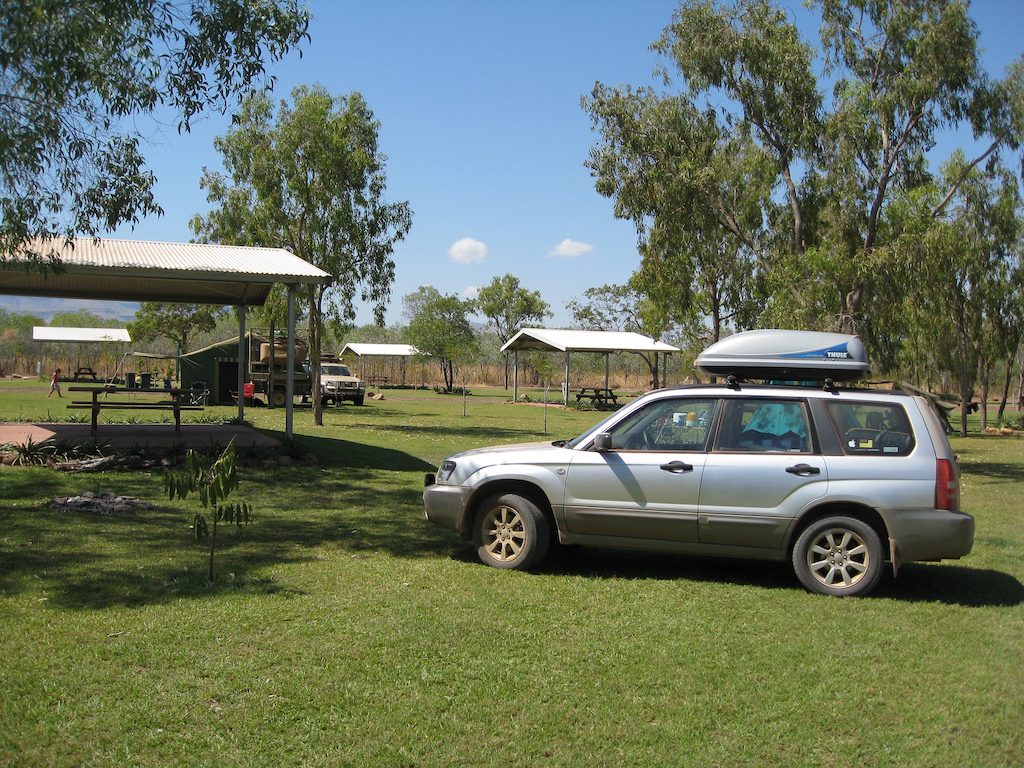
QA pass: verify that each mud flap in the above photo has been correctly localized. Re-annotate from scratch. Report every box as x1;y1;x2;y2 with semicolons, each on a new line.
890;537;901;578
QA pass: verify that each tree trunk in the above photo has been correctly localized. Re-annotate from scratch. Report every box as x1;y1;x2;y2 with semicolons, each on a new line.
958;335;970;438
979;369;989;432
997;353;1013;423
839;278;864;334
267;320;276;409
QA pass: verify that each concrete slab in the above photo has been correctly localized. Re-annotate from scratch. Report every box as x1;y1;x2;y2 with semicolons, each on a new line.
0;422;280;450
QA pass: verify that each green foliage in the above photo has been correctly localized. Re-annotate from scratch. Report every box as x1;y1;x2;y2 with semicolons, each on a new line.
0;0;310;268
164;442;252;581
474;274;551;344
4;436;55;465
403;286;478;392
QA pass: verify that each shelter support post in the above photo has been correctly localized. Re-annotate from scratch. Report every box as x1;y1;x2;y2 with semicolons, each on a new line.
237;307;246;421
513;350;519;402
286;285;296;439
564;351;570;404
605;352;610;392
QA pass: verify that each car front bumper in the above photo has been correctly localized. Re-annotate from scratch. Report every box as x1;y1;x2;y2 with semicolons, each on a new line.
423;482;473;534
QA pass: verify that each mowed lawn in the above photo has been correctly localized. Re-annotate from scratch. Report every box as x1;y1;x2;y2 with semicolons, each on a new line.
1;379;1021;767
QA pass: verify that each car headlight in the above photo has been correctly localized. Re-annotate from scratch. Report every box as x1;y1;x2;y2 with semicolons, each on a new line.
436;460;457;482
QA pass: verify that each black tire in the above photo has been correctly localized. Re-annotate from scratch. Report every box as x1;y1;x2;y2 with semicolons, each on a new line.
792;515;884;596
270;389;287;408
473;493;550;570
354;395;365;406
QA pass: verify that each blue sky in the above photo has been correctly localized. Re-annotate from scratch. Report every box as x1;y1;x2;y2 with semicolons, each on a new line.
11;0;1024;328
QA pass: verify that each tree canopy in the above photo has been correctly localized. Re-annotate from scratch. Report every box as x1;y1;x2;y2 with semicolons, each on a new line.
129;302;226;354
585;0;1024;376
404;286;477;393
474;274;550;388
0;0;310;269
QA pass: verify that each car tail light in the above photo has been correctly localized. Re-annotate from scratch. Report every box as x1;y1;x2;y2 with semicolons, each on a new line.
935;459;959;511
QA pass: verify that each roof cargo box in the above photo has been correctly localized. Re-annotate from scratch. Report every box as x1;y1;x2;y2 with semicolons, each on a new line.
696;330;869;381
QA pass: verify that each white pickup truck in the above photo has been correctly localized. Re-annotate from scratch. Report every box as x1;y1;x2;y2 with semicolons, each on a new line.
320;362;366;406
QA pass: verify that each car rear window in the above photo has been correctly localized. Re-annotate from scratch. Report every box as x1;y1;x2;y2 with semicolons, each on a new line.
826;401;915;456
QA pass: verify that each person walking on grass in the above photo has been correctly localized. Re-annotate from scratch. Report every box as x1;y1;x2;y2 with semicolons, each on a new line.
48;367;62;398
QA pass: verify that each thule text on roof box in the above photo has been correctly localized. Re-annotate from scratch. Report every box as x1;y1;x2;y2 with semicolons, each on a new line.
696;329;869;381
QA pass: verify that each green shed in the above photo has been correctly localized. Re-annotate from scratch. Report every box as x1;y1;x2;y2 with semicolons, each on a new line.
180;335;246;405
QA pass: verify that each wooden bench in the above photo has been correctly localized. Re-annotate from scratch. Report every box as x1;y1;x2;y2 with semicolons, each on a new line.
68;386;203;432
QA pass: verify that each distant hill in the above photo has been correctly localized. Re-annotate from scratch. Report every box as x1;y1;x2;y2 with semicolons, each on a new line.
0;296;139;322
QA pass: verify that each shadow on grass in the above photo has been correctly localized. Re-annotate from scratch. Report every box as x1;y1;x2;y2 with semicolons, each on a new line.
959;461;1024;482
510;546;1024;607
0;451;458;610
1;498;459;609
254;432;436;472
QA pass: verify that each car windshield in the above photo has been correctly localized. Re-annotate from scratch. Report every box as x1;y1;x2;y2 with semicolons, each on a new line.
563;409;625;448
321;365;352;376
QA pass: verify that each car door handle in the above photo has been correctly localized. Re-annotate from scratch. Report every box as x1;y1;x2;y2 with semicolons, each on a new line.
786;463;821;476
660;461;694;473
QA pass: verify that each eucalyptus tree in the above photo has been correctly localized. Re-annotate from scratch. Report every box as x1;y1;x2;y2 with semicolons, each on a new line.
567;281;673;388
129;303;226;356
814;0;1022;343
0;0;309;269
896;155;1021;436
193;85;412;425
585;0;1024;365
474;274;551;388
403;286;477;393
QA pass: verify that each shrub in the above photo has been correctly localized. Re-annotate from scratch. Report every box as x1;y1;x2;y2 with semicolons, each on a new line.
164;442;253;582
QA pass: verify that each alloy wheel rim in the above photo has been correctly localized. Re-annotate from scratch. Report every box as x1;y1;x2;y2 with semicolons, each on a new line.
482;505;526;562
807;527;870;589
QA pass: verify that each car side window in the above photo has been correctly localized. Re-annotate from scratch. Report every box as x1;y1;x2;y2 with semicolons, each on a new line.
826;401;916;456
605;398;718;451
716;398;811;453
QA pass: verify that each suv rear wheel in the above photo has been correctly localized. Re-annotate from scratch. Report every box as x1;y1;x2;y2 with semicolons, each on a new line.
473;493;549;570
792;516;884;596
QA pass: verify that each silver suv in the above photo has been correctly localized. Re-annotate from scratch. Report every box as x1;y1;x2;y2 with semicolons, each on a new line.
422;332;974;596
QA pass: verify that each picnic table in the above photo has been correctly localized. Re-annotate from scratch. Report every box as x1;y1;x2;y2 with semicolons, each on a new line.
68;385;203;433
575;387;620;409
73;366;98;381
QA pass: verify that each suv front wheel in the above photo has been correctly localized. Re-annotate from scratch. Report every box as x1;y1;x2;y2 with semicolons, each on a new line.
473;493;549;570
792;516;884;596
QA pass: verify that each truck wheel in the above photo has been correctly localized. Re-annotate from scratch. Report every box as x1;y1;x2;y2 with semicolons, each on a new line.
792;516;884;596
270;389;287;408
355;395;365;406
473;493;549;570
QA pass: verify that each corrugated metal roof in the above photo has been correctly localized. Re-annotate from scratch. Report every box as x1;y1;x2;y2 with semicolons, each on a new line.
33;326;132;342
1;238;333;306
341;343;418;357
501;328;679;354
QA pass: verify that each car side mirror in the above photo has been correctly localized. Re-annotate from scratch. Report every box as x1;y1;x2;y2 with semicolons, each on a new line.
593;433;613;452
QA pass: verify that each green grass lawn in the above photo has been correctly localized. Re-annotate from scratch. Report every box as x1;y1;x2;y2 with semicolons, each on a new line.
1;378;1022;766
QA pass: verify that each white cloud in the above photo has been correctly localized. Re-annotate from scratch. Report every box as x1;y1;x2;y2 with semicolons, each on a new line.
462;285;480;300
448;237;488;264
549;238;593;258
